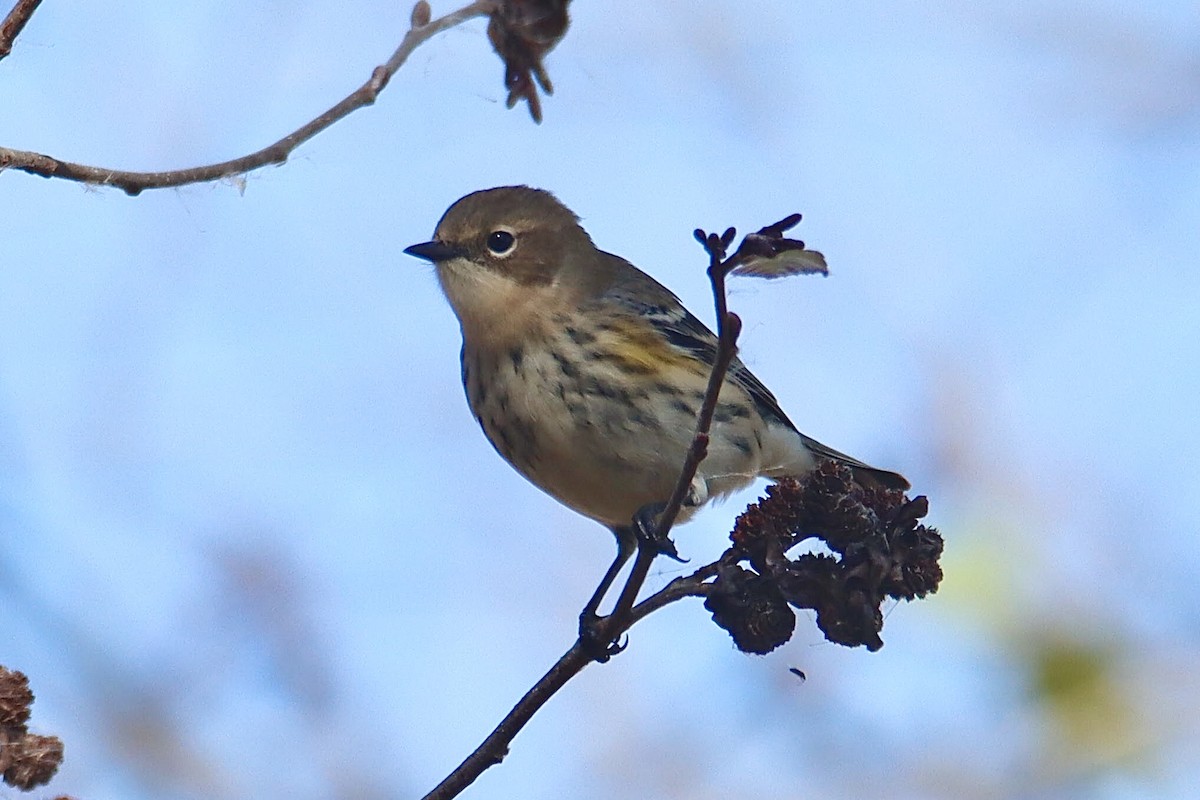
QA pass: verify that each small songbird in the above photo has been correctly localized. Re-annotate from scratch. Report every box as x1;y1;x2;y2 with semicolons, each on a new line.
405;186;908;630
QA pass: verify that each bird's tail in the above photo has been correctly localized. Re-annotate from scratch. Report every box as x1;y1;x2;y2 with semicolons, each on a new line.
797;433;910;492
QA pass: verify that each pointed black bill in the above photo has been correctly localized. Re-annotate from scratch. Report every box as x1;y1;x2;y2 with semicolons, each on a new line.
404;240;465;263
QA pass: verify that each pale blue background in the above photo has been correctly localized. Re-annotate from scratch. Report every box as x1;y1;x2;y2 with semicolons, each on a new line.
2;1;1198;798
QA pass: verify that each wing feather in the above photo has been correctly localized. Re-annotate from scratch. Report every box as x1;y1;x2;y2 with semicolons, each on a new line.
596;253;797;430
589;252;911;492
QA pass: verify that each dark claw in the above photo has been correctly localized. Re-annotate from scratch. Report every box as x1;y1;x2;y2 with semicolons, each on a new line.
632;502;687;562
578;612;627;662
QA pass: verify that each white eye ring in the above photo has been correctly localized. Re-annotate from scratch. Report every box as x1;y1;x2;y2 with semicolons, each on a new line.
486;229;517;257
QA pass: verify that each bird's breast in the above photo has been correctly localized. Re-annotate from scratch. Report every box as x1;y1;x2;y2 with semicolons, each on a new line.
458;321;770;527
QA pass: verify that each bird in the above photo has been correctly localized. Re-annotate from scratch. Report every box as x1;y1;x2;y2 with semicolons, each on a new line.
404;186;908;639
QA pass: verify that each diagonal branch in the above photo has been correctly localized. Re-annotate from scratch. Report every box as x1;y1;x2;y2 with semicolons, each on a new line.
595;239;745;643
420;641;590;800
0;0;495;194
0;0;43;61
420;550;730;800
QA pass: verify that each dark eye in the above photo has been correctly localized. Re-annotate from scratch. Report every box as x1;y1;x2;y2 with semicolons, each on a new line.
487;230;516;255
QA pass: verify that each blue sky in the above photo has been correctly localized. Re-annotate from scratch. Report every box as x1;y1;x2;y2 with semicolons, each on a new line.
2;2;1199;798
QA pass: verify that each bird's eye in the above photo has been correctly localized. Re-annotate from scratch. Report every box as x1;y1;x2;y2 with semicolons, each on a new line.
486;230;516;255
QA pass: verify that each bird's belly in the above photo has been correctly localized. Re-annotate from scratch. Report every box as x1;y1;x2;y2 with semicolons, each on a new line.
463;341;765;527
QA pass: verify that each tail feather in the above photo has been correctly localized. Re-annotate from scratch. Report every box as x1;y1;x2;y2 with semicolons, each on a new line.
799;433;910;492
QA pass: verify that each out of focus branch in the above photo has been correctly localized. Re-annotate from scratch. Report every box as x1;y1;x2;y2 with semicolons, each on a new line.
0;1;498;194
0;0;43;61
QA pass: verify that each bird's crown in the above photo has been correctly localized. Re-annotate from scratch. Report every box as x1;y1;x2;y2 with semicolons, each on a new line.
427;185;596;286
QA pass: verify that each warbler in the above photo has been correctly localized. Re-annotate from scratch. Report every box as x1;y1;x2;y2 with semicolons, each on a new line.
405;186;908;627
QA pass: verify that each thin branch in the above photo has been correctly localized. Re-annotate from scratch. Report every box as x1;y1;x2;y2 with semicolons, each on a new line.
420;642;590;800
657;228;743;536
0;0;495;194
420;562;727;800
420;555;726;800
598;228;744;637
627;556;730;625
421;553;734;799
0;0;43;61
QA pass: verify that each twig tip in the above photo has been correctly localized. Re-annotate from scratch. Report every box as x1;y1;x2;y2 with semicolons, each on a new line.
411;1;432;28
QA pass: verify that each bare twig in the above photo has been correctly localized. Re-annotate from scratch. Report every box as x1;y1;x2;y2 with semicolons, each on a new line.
0;0;43;61
596;229;746;640
626;556;729;624
420;560;741;799
420;642;589;800
420;555;729;800
0;0;495;194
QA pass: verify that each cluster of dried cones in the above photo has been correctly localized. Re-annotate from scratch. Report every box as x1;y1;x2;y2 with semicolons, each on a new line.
485;0;571;122
706;461;944;654
0;667;63;790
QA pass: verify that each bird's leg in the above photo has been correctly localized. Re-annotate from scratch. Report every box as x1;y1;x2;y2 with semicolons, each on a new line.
631;502;683;561
578;480;705;661
632;474;707;561
578;525;636;660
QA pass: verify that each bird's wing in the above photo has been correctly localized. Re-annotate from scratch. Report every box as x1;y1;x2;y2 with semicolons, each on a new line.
594;254;911;492
598;254;798;431
657;301;911;492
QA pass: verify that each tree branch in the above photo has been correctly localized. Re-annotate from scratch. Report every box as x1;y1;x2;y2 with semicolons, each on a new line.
0;0;496;194
593;229;746;647
420;642;589;800
0;0;43;61
420;553;730;800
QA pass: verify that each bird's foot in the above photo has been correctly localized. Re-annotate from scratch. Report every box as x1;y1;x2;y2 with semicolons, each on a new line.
578;611;627;663
632;502;687;562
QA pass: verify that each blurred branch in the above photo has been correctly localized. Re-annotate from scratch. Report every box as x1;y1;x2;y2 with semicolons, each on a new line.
0;0;535;194
0;0;43;61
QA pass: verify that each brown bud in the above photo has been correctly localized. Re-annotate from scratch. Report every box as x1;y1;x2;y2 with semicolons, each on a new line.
411;1;432;28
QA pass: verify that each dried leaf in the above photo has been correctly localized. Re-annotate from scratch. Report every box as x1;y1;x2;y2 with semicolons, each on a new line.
730;245;828;278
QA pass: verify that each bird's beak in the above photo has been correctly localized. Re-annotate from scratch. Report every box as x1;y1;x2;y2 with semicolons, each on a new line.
404;240;465;263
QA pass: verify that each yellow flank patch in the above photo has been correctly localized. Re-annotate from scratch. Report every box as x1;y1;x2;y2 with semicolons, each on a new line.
603;318;697;375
